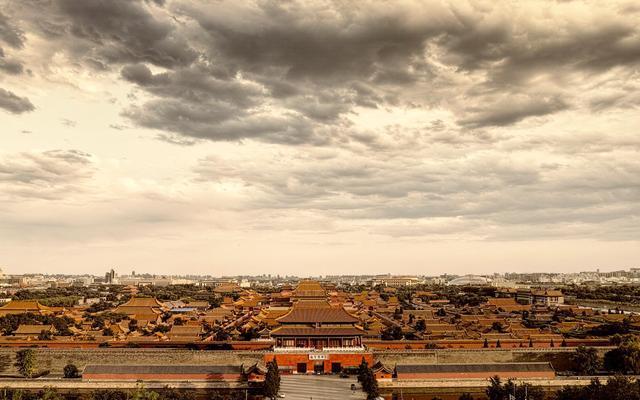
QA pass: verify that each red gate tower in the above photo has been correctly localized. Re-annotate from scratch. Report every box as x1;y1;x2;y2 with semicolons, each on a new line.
266;281;373;374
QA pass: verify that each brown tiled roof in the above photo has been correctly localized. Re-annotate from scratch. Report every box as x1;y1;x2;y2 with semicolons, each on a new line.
532;290;563;297
169;325;203;335
270;326;364;337
14;324;56;335
117;306;161;315
115;298;164;318
277;306;358;324
293;281;326;298
295;300;332;308
0;300;53;315
120;297;165;307
214;284;242;293
115;298;164;321
184;301;210;309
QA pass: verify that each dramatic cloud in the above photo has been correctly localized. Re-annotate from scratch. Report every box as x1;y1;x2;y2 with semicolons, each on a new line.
1;0;640;274
55;0;197;68
0;55;23;74
459;95;569;128
0;11;25;49
0;88;34;114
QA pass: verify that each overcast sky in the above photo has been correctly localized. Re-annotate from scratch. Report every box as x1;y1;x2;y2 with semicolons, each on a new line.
1;0;639;277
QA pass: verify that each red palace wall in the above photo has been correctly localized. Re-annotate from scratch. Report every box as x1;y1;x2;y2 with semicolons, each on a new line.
82;373;244;381
396;371;555;380
265;352;373;374
374;370;393;380
364;338;610;350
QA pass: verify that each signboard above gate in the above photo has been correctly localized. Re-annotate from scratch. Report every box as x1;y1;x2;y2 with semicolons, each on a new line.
309;354;328;360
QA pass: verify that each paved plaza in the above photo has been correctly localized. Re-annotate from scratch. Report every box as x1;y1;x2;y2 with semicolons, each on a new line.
279;375;366;400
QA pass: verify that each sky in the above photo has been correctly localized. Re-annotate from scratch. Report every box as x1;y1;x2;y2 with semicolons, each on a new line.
0;0;639;277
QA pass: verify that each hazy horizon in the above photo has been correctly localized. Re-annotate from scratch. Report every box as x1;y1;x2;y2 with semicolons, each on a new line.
2;260;639;278
1;0;638;276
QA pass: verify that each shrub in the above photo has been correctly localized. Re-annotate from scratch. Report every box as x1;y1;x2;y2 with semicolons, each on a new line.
63;363;80;378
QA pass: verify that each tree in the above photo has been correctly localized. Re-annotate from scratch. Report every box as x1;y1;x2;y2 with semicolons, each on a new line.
415;319;426;332
91;389;129;400
357;357;369;383
491;322;504;333
604;346;626;373
63;363;80;378
381;325;403;340
41;387;63;400
486;376;506;400
15;349;37;378
360;365;379;400
572;346;600;375
132;383;159;400
241;327;259;341
159;387;196;400
263;359;280;399
486;376;544;400
458;394;474;400
556;376;640;400
604;338;640;374
38;329;53;340
153;325;170;334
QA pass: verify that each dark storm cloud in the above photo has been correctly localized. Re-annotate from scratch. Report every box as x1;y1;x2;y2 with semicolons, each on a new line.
459;95;569;128
112;0;445;142
510;24;640;74
184;1;443;82
126;0;640;143
0;11;25;49
5;0;640;143
123;99;324;145
58;0;198;68
436;14;640;87
8;0;625;143
5;0;197;69
0;88;34;114
0;54;23;74
121;63;262;107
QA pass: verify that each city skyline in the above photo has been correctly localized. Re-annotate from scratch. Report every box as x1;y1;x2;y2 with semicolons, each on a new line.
3;265;639;278
1;0;639;276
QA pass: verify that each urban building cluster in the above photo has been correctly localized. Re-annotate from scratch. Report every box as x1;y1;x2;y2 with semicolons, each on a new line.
0;267;639;399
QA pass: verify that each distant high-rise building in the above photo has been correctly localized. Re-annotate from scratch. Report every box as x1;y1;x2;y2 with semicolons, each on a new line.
105;268;116;284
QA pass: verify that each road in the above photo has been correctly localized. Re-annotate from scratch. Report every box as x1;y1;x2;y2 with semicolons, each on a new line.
279;375;366;400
